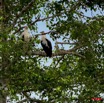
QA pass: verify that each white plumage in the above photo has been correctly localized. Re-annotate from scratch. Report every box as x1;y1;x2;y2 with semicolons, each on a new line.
41;34;49;47
21;26;30;42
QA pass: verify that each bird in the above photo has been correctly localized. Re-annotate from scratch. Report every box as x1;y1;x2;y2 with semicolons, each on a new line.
21;26;31;52
21;26;30;42
41;31;52;57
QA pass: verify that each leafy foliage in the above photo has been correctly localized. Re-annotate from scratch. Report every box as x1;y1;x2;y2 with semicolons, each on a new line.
0;0;104;102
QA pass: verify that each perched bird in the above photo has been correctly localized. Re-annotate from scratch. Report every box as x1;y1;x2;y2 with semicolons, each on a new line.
21;26;31;52
41;31;52;57
21;26;30;42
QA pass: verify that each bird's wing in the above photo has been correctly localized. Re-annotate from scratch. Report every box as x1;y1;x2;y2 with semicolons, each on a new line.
22;35;24;41
41;40;46;46
46;39;52;50
21;32;24;36
41;40;52;57
21;32;25;41
41;41;46;49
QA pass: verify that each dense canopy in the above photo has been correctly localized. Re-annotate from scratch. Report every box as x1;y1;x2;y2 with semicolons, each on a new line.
0;0;104;102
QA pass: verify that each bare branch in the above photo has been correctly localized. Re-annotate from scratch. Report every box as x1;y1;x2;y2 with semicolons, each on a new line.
31;50;85;58
13;27;57;35
33;30;58;37
22;92;32;100
30;43;84;58
56;42;77;45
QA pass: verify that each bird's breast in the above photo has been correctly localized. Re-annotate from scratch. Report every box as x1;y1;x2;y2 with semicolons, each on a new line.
24;33;30;42
42;39;49;47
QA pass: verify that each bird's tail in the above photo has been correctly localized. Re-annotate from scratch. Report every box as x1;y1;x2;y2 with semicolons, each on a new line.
47;53;52;57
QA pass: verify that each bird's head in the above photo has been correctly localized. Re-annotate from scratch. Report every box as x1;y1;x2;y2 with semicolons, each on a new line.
40;31;46;39
24;26;28;30
40;31;45;35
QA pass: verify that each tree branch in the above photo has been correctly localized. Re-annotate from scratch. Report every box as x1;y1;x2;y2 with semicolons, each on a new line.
33;30;58;37
16;99;27;103
31;0;81;25
12;0;35;27
13;0;81;34
31;50;85;58
56;42;77;45
30;43;84;58
22;92;46;103
31;14;61;25
54;55;65;68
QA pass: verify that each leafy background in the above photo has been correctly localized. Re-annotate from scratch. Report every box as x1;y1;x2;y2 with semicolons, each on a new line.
0;0;104;102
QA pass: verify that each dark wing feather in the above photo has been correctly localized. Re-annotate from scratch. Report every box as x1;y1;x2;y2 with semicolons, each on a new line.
22;35;24;41
41;39;52;57
46;39;52;50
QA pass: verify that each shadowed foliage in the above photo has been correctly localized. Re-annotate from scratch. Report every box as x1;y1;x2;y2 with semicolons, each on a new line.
0;0;104;102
